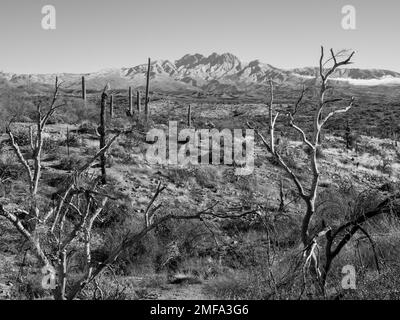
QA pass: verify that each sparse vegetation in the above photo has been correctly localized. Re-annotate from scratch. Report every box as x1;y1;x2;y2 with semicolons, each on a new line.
0;48;399;301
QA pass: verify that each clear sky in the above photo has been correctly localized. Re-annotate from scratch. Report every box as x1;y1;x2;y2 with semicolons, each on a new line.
0;0;399;74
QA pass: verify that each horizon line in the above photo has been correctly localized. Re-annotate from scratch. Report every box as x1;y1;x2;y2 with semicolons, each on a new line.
1;51;400;75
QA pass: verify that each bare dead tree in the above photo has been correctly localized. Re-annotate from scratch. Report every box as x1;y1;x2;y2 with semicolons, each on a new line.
249;47;400;293
0;81;124;299
247;47;357;286
250;47;354;244
6;82;66;224
318;193;399;286
144;181;166;228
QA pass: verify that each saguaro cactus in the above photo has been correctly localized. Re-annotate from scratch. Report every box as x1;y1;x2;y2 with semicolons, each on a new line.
82;76;87;103
279;179;285;212
99;85;109;185
345;121;350;149
187;105;192;127
145;58;151;123
137;91;141;113
66;126;70;159
128;87;133;116
110;94;114;118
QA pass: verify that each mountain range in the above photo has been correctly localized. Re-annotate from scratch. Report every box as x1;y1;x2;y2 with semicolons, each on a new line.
2;53;400;97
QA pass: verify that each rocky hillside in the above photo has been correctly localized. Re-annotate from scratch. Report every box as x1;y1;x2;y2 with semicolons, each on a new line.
2;53;400;94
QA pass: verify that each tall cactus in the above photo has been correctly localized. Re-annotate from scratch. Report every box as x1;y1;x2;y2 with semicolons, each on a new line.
128;86;133;116
137;91;141;113
66;126;70;159
99;85;109;185
110;94;114;119
187;105;192;127
145;58;151;123
345;120;352;150
82;76;87;103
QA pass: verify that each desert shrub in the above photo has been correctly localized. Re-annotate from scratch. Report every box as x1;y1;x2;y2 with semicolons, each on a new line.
84;146;98;157
110;118;129;131
106;155;115;168
93;196;164;276
345;132;360;150
109;144;128;159
380;141;397;151
205;271;254;299
53;154;86;171
376;157;393;176
176;257;227;280
114;232;162;275
42;137;60;153
80;272;131;300
119;131;143;150
128;113;155;133
0;90;37;124
335;175;355;195
138;274;167;289
325;235;400;300
194;166;220;190
61;133;82;148
345;266;400;299
362;142;384;158
205;266;281;300
0;151;22;181
15;272;49;300
77;121;97;135
230;174;260;206
304;145;324;158
167;168;194;187
7;128;31;146
44;113;67;125
58;100;98;124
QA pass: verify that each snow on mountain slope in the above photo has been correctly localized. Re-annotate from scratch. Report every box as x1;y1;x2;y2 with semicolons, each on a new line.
1;53;400;94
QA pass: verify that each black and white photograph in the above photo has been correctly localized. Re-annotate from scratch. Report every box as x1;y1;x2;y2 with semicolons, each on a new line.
0;0;399;309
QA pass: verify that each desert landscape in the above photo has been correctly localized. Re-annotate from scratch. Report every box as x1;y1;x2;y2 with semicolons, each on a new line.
0;47;399;301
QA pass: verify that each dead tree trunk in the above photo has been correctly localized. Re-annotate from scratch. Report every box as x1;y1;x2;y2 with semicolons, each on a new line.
248;47;356;291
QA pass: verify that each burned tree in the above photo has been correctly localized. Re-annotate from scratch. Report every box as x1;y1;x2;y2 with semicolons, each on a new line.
250;47;400;292
0;80;124;299
250;48;355;245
